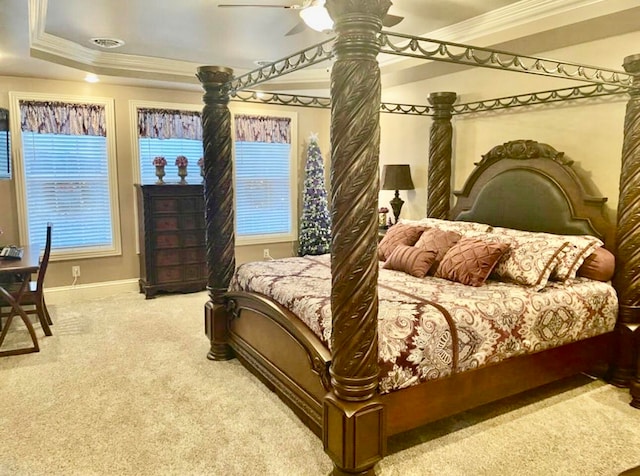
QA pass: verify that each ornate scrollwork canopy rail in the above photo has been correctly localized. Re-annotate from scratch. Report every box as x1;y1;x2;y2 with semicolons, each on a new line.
230;83;629;116
227;38;335;93
230;90;434;116
223;34;635;115
380;103;432;115
454;83;630;114
231;90;331;109
379;31;635;88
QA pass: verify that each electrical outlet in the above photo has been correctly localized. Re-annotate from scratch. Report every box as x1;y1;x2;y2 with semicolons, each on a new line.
72;265;81;278
263;249;270;259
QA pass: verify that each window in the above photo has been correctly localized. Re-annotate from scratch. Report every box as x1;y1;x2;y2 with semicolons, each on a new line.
139;138;202;184
22;133;112;249
132;102;203;185
0;131;9;180
234;112;297;244
130;102;298;245
0;108;9;180
235;142;292;236
9;93;120;259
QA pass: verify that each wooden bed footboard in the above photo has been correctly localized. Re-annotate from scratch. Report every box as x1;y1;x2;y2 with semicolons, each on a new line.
224;291;332;436
220;291;615;442
382;332;614;436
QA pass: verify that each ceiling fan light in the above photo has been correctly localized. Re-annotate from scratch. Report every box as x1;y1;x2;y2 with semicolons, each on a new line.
299;4;333;32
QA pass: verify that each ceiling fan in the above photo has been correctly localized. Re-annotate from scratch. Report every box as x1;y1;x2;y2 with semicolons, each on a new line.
218;1;404;36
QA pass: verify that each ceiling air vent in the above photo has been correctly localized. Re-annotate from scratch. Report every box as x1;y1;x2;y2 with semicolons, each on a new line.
90;37;125;49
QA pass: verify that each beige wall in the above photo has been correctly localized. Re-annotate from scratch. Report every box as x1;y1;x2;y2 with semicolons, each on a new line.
0;76;331;287
379;113;430;221
378;30;640;225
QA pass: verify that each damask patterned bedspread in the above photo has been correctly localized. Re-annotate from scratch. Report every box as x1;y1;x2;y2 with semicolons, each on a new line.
229;254;617;394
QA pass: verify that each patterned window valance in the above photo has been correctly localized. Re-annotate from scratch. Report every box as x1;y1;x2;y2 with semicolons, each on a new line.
138;108;202;140
235;115;291;143
20;101;106;136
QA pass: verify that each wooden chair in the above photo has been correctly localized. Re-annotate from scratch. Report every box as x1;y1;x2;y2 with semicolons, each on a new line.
0;223;53;336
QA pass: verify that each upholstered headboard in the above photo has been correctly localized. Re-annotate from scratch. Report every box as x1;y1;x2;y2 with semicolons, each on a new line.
450;140;614;246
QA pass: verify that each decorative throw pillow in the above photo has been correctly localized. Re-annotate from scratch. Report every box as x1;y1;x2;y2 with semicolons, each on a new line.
576;246;615;282
435;237;510;287
552;235;604;281
489;227;604;283
491;236;569;291
400;217;491;235
382;245;437;278
377;224;426;261
414;228;462;275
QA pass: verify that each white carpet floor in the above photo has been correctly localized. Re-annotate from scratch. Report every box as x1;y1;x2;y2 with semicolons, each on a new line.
0;290;639;475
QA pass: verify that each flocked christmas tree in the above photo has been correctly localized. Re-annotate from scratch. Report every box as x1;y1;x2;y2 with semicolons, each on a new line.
298;133;331;256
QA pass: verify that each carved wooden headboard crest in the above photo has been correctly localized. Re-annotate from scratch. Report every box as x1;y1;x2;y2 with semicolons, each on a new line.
474;139;572;167
451;139;614;246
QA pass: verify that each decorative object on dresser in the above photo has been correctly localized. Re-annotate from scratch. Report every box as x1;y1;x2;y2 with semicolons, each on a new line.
197;157;204;183
381;164;414;225
175;155;188;184
152;156;166;185
135;184;206;299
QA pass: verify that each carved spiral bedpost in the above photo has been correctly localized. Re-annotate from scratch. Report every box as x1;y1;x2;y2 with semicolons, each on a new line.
323;1;389;474
196;66;236;362
611;53;640;407
428;92;457;219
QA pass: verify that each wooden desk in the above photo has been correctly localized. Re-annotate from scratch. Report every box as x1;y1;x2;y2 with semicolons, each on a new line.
0;245;41;357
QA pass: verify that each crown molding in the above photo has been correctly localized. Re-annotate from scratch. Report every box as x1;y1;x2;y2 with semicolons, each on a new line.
422;0;606;42
28;0;47;43
28;0;208;83
28;0;633;88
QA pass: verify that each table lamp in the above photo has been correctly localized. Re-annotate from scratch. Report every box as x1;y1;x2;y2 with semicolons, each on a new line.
381;164;414;225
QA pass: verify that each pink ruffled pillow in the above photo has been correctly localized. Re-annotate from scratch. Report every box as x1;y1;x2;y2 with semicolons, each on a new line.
414;228;462;275
435;237;510;287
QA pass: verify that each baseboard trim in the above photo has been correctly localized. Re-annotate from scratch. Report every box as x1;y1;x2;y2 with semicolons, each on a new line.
44;279;140;305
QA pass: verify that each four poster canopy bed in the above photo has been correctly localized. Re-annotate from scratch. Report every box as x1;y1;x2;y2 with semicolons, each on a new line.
194;1;640;474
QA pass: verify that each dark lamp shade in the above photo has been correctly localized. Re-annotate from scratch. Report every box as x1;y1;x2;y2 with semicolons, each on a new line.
381;164;414;191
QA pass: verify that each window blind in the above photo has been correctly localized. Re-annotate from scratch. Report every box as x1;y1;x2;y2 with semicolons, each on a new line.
0;133;9;179
235;141;292;237
138;138;203;185
21;132;113;250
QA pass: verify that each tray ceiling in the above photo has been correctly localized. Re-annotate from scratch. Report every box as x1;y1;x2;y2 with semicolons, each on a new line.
1;0;639;92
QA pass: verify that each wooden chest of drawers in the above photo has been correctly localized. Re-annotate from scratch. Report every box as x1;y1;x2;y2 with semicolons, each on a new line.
136;184;207;298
